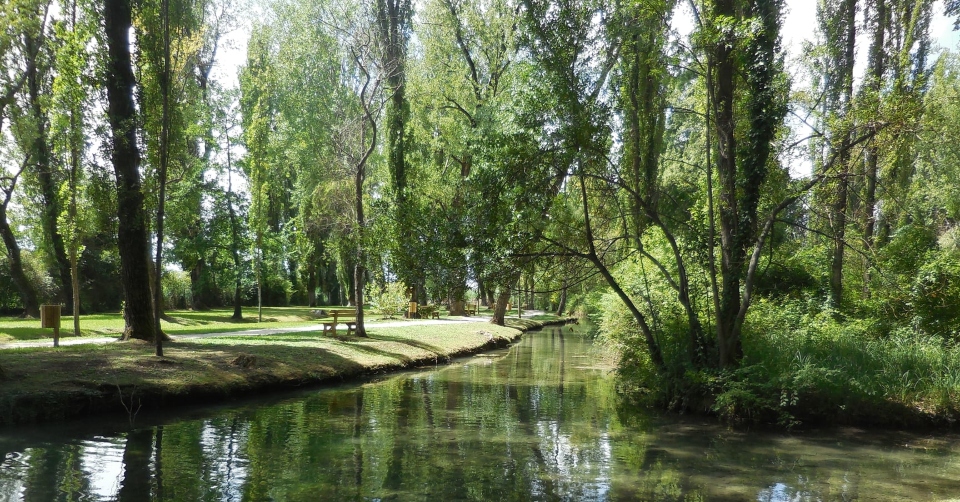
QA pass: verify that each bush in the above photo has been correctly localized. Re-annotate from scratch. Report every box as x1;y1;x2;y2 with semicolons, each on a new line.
727;298;960;426
371;282;408;319
910;252;960;337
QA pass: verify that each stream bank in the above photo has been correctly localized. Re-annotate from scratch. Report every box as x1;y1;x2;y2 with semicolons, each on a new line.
0;316;573;426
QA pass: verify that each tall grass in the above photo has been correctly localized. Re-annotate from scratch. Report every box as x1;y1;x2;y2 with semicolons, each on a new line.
726;299;960;426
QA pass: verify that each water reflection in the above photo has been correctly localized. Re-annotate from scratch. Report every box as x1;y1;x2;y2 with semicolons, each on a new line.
3;325;960;500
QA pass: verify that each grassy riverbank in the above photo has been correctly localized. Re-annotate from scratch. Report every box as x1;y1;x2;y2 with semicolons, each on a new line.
0;316;570;426
0;306;408;343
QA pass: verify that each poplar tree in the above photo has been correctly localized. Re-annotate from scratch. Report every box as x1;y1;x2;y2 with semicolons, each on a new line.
104;0;158;341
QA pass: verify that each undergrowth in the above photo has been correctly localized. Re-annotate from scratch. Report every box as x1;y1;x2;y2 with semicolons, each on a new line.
604;297;960;428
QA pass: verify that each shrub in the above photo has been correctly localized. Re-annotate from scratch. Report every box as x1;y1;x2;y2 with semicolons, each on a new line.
371;282;408;319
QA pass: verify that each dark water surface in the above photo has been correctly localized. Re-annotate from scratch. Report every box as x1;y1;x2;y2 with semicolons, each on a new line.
3;324;960;501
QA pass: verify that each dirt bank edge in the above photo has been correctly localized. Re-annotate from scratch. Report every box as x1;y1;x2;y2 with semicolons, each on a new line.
0;318;575;427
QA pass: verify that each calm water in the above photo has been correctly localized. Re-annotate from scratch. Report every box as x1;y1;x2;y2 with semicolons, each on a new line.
3;324;960;501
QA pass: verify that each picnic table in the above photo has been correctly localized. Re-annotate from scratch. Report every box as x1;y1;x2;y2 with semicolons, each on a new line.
320;308;357;336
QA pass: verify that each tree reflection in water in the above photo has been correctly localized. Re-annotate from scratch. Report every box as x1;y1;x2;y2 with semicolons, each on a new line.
3;325;960;500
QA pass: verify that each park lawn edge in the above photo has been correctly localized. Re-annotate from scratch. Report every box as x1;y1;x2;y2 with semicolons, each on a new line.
0;317;575;427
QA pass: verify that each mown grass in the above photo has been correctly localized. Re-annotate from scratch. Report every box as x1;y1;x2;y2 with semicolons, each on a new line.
0;306;401;343
0;318;570;426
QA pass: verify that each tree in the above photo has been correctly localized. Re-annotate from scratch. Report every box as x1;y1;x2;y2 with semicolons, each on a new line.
0;160;41;318
338;12;390;337
104;0;158;341
709;0;790;367
0;1;46;319
23;10;75;312
239;24;274;321
410;0;524;318
51;0;96;334
813;0;857;310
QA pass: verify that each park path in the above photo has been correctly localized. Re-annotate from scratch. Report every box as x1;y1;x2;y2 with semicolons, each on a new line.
0;313;543;350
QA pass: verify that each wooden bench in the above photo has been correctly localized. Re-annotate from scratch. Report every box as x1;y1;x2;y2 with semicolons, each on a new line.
320;308;358;336
464;308;476;316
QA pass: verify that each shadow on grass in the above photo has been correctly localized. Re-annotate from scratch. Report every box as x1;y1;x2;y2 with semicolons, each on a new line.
168;340;360;369
365;333;447;355
167;313;282;324
202;334;430;365
0;327;73;342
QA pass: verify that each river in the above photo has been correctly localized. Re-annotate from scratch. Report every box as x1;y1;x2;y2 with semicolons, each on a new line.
2;323;960;500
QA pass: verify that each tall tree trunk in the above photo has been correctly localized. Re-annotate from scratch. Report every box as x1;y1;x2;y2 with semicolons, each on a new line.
307;268;317;307
354;165;367;337
226;133;243;320
712;0;785;368
826;0;857;310
69;114;82;334
478;280;487;307
190;259;208;310
25;34;73;310
829;168;849;309
104;0;157;342
713;0;742;369
153;0;172;357
862;0;886;297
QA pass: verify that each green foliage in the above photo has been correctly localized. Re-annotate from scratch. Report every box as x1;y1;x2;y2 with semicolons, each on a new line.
370;281;408;318
910;252;960;337
705;299;960;426
162;270;192;310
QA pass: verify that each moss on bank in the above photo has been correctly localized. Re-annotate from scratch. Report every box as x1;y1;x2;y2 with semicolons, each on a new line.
0;317;572;426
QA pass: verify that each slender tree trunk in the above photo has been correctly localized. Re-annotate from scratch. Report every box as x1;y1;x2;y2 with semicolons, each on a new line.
25;34;74;310
307;268;317;307
69;117;81;334
0;202;41;318
713;0;784;368
862;0;886;297
829;170;849;309
354;166;367;337
153;0;172;357
104;0;157;342
478;280;487;307
225;136;243;320
827;0;857;311
713;0;741;369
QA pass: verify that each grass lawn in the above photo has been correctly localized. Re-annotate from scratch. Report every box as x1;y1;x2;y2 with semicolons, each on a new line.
0;306;410;344
0;316;571;426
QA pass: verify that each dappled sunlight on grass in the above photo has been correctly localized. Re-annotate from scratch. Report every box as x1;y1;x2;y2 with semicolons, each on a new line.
0;306;403;343
0;314;573;426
